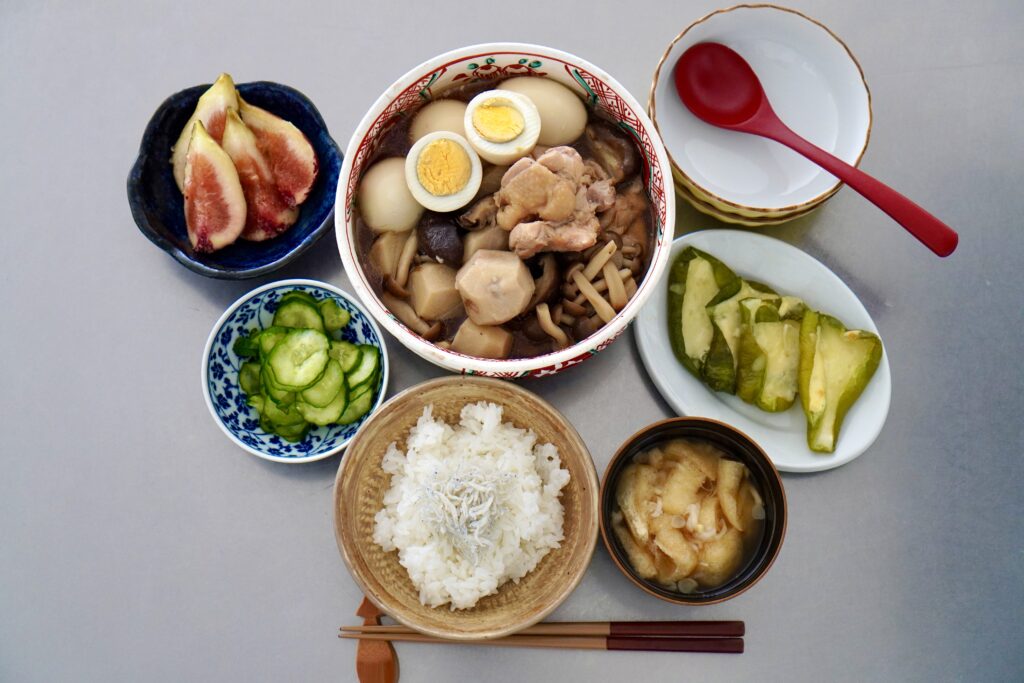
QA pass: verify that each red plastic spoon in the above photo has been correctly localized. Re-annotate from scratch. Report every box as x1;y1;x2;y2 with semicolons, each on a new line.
674;42;958;257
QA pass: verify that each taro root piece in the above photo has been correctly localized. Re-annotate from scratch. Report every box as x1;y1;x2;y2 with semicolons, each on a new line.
450;319;513;359
408;263;463;320
471;223;512;261
455;250;535;326
172;73;238;191
220;109;298;241
417;215;463;265
463;224;509;262
183;121;246;253
238;96;318;206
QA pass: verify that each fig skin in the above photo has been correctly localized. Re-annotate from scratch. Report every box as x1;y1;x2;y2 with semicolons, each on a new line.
239;97;318;207
183;121;247;253
172;73;239;192
221;109;298;241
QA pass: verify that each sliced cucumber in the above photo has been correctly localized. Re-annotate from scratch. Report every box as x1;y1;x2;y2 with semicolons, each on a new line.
239;362;262;395
260;396;306;428
233;330;261;358
266;329;330;390
337;384;375;425
300;359;345;408
272;420;311;443
279;291;319;307
261;366;296;406
329;340;362;373
347;345;379;387
319;299;351;332
258;326;289;356
296;384;350;426
273;300;325;332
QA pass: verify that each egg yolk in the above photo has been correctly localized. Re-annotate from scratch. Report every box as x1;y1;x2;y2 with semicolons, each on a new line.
471;98;525;143
416;139;471;196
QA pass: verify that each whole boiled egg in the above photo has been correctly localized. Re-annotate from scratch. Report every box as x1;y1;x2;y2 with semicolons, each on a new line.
404;131;482;212
498;77;587;146
463;90;541;165
410;99;468;143
359;157;423;232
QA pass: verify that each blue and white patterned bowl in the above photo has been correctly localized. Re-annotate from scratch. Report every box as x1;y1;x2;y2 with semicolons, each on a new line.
202;279;389;463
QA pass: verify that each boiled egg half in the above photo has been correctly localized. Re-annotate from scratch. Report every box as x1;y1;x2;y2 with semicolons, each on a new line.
404;131;482;213
463;90;541;165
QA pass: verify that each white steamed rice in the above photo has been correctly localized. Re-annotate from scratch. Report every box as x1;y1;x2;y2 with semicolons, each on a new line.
372;401;570;610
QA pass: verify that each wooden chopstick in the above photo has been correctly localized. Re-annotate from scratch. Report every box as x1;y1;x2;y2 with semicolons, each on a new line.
341;620;744;638
339;633;743;654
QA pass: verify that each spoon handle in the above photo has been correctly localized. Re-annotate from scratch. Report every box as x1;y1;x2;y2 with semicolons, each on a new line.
760;122;959;257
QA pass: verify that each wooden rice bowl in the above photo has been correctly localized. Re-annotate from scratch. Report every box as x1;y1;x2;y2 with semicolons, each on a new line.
333;376;599;640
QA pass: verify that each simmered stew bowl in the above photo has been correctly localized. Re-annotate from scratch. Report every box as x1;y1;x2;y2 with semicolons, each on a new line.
335;43;675;378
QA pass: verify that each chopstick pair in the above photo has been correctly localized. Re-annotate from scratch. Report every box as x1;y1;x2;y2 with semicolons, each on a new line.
340;620;744;654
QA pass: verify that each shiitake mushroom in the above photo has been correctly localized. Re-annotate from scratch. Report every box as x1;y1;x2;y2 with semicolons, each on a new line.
417;213;463;265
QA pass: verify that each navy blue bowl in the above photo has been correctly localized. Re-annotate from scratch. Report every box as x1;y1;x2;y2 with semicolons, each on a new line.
127;81;342;279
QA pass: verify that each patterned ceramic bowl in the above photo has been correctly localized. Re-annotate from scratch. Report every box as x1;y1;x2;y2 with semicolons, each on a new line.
128;81;343;279
335;43;675;378
202;279;389;463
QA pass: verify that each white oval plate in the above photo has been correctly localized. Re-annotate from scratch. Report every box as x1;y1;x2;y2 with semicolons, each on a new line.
651;5;871;211
635;230;891;472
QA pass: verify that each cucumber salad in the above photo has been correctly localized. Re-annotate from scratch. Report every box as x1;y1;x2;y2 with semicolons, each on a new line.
233;291;381;442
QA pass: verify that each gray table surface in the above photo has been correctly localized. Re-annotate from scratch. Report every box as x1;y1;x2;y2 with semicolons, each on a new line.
3;0;1022;681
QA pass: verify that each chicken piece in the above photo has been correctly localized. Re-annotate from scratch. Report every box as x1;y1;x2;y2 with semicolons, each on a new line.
496;160;577;229
580;179;616;214
582;159;609;185
509;215;600;259
599;178;648;234
497;146;620;258
535;145;585;180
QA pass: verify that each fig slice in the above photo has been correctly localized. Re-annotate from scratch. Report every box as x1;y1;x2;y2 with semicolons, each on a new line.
239;96;318;206
171;73;239;192
183;121;246;253
221;109;298;241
